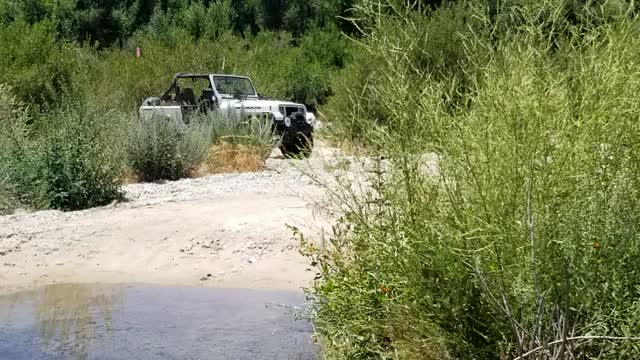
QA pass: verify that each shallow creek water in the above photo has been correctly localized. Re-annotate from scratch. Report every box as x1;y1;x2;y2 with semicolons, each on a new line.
0;284;316;359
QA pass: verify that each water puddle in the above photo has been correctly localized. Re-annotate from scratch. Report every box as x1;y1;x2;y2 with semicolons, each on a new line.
0;284;316;359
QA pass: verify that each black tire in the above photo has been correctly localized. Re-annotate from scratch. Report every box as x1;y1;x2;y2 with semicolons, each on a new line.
280;134;313;158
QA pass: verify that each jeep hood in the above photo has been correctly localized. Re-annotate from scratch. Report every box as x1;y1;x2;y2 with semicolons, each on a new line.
220;99;305;112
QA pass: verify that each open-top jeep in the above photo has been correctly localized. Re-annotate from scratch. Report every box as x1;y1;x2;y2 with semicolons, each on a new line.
140;73;315;157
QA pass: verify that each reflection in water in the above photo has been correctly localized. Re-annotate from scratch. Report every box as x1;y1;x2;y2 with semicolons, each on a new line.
12;284;122;360
0;285;316;360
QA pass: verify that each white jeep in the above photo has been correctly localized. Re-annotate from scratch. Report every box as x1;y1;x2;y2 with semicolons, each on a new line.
140;73;315;157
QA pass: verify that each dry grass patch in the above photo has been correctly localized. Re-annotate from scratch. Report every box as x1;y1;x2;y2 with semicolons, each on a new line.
200;142;269;174
123;170;140;184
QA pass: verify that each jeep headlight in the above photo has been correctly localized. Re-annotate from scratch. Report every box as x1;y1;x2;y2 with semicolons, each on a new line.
284;117;292;127
305;112;316;126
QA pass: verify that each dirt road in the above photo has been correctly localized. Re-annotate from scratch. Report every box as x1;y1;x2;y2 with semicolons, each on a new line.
0;146;339;295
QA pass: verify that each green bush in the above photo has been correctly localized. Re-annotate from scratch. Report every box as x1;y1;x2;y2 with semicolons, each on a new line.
284;57;332;112
0;20;81;111
0;177;15;214
174;0;232;40
320;45;386;147
37;121;124;210
127;114;212;182
304;4;640;359
0;101;125;212
321;1;483;148
0;84;27;213
299;27;351;69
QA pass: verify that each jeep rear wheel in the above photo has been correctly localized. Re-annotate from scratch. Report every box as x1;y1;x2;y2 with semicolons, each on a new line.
280;134;313;158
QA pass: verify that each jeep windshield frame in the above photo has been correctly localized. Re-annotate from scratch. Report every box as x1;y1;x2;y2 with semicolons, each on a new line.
212;75;257;98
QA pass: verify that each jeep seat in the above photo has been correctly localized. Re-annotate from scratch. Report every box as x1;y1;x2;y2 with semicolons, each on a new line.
178;88;196;105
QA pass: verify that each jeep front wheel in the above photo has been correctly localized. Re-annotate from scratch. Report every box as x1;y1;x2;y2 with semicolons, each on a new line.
280;134;313;158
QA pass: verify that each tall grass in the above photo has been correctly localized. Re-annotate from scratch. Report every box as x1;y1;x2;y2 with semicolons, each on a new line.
204;112;275;173
127;111;275;181
210;112;275;156
0;177;15;214
321;1;481;148
126;114;211;182
305;2;640;359
0;84;28;213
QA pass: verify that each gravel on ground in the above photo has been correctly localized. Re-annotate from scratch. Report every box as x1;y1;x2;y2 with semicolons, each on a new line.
0;144;343;295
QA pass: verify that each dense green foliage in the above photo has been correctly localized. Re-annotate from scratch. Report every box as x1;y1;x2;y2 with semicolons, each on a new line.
0;93;125;211
0;20;80;110
84;30;340;113
0;0;359;46
302;0;640;359
0;0;354;115
2;0;640;358
0;0;352;211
